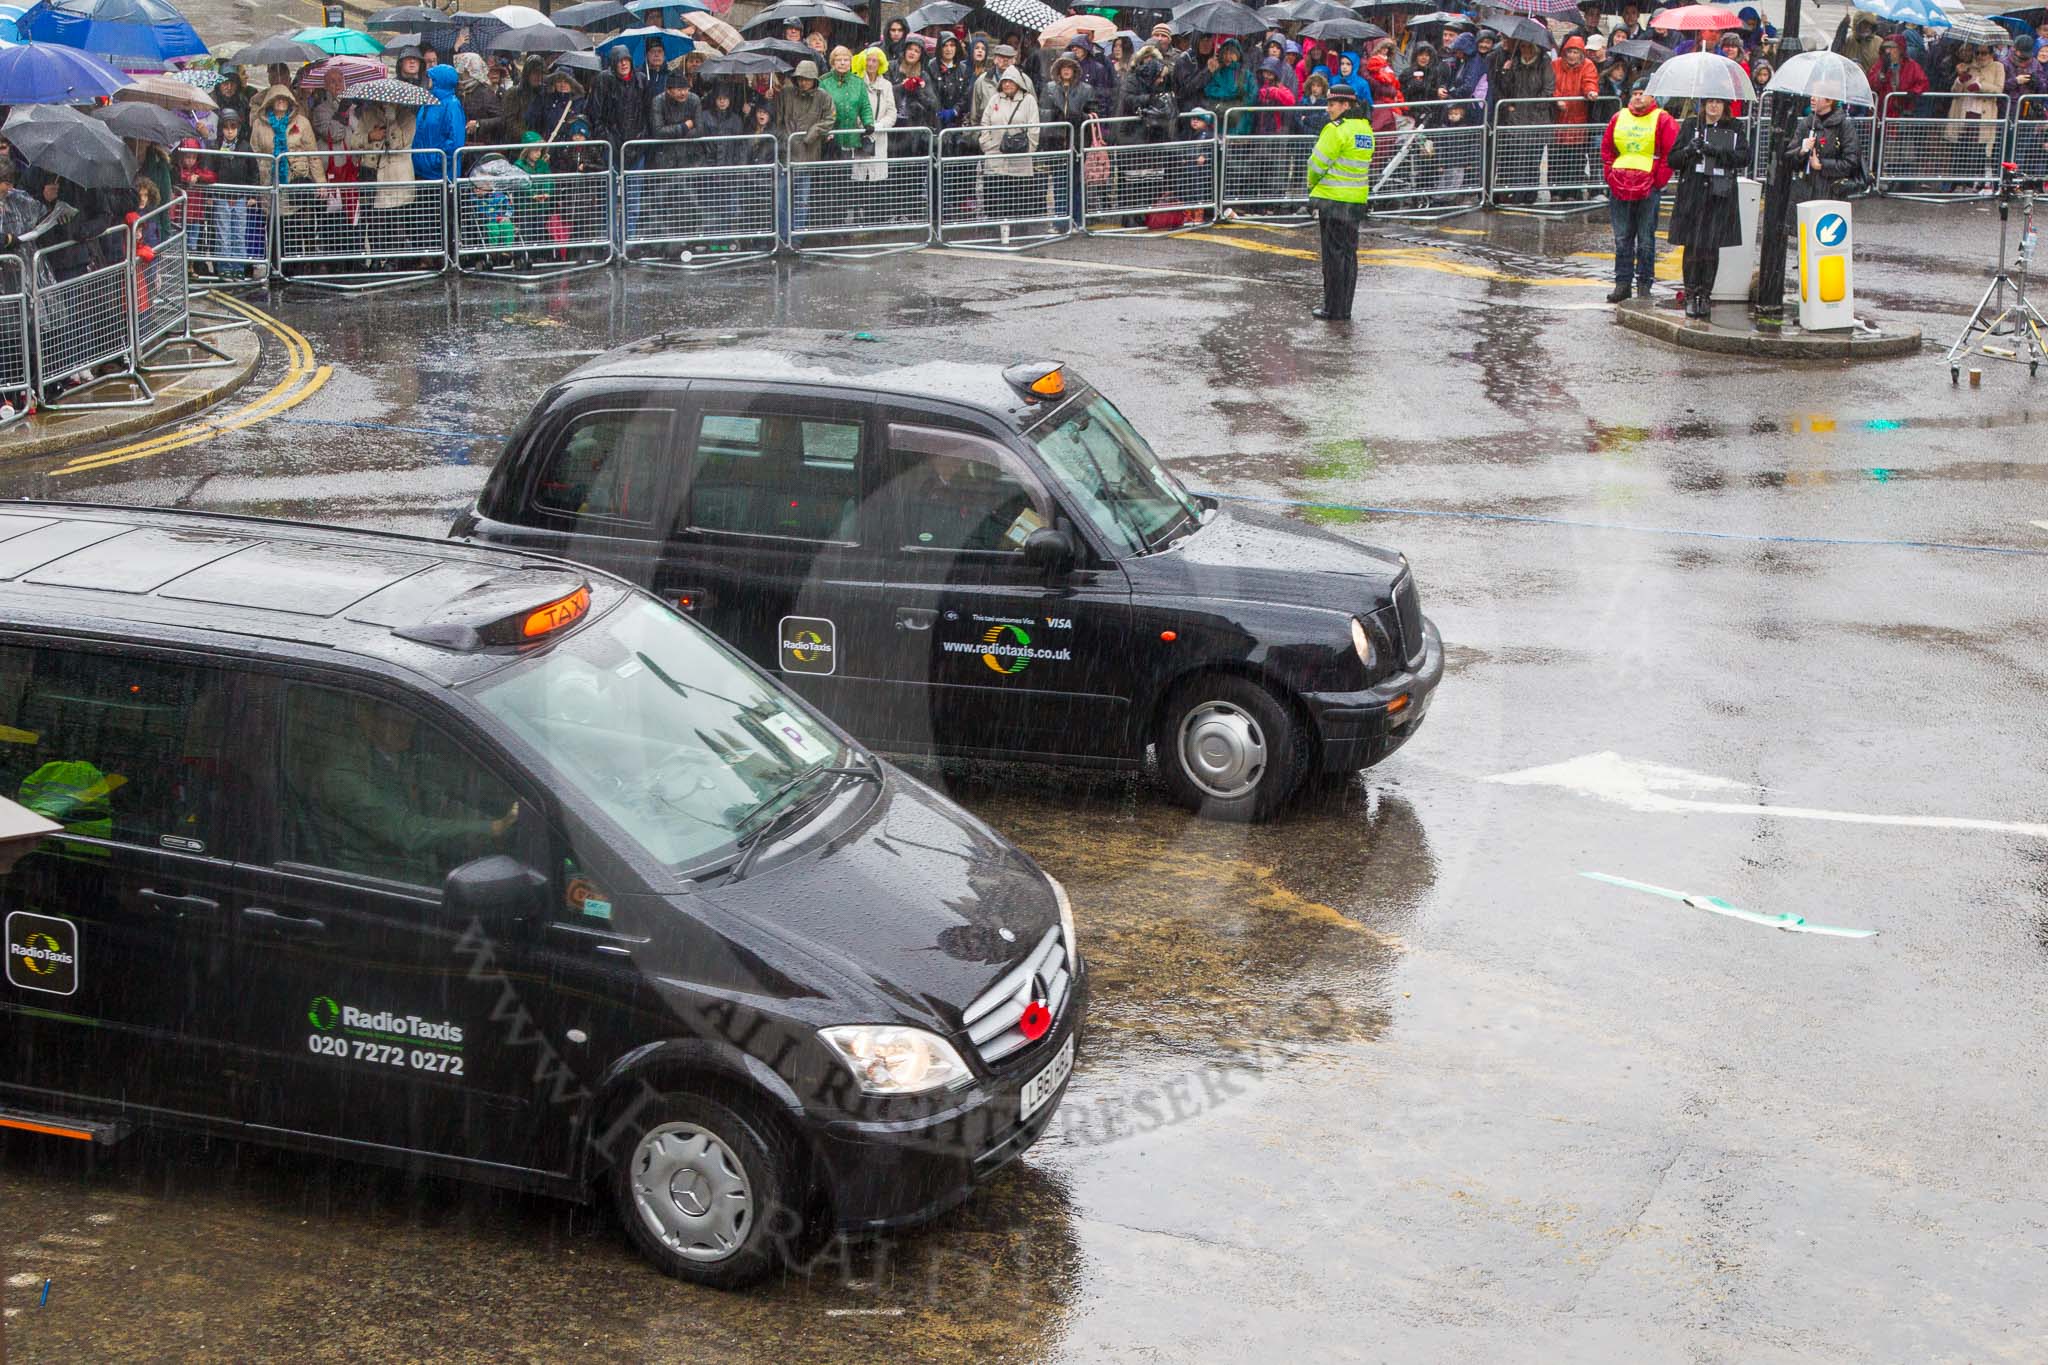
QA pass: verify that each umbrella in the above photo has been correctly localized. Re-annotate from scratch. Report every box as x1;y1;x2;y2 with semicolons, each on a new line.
1301;15;1388;38
1763;48;1876;105
1472;0;1580;11
488;4;553;25
1941;12;2012;39
1172;0;1268;34
1609;35;1672;60
228;33;323;65
165;64;219;90
1644;49;1754;99
489;24;593;53
0;39;128;102
1041;12;1117;40
904;0;970;25
295;54;387;89
1648;3;1740;30
114;67;213;108
291;26;387;55
366;5;443;30
551;47;602;68
1406;9;1475;23
624;0;712;13
593;25;693;62
4;102;136;186
1482;13;1554;45
1262;0;1355;20
90;96;191;142
1852;0;1951;23
679;10;741;50
982;0;1063;27
698;49;786;73
339;74;437;104
741;0;862;30
1352;0;1436;8
732;34;813;62
18;0;205;62
551;0;630;27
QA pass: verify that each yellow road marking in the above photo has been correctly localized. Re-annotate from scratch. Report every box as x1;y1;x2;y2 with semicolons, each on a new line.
55;294;329;476
1184;229;1611;287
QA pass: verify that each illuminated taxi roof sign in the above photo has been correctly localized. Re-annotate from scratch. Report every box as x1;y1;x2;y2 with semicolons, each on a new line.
1002;362;1066;403
393;571;593;651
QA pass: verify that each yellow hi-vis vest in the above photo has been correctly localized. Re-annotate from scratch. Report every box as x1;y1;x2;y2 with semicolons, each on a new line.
1306;116;1375;204
1611;108;1660;173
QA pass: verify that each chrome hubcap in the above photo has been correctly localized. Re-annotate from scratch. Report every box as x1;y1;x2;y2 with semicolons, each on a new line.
629;1123;753;1263
1178;700;1267;800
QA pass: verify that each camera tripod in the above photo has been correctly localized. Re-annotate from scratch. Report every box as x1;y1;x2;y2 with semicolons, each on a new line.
1948;162;2045;382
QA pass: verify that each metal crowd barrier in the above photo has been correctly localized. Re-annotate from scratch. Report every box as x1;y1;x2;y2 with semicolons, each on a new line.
1876;92;2008;201
1487;98;1607;213
787;125;935;259
2013;96;2048;184
937;122;1074;251
187;148;273;282
135;195;236;373
1079;116;1219;236
456;140;615;282
1219;106;1319;222
620;135;780;269
1372;101;1487;220
274;148;450;291
0;256;29;424
30;223;152;412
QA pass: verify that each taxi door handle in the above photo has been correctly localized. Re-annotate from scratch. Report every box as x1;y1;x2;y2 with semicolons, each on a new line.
139;888;219;916
896;607;937;631
242;906;326;937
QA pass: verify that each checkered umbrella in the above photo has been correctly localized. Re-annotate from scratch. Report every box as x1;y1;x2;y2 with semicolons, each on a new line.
1474;0;1582;16
1942;13;2012;41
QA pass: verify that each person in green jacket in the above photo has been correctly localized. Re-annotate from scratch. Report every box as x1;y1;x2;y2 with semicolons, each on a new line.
1304;84;1373;321
820;45;874;157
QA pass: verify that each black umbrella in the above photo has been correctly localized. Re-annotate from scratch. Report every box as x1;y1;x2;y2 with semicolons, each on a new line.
698;50;790;75
5;104;138;189
365;5;442;30
732;35;815;63
1406;10;1473;24
904;0;971;25
89;99;193;145
1262;0;1354;19
552;0;631;28
551;48;603;70
1609;36;1672;61
230;33;326;65
1172;0;1268;35
1301;15;1388;39
741;0;863;32
489;25;594;53
1482;13;1554;46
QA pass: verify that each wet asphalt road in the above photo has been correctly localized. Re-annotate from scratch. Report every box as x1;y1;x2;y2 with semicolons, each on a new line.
4;202;2048;1362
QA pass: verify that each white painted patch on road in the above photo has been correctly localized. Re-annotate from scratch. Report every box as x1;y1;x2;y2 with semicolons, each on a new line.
2030;520;2048;533
1486;751;2048;839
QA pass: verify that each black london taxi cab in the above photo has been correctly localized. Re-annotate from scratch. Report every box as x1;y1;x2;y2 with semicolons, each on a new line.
0;504;1082;1287
457;333;1443;820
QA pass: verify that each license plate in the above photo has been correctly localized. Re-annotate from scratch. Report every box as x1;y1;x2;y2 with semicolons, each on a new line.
1019;1033;1075;1122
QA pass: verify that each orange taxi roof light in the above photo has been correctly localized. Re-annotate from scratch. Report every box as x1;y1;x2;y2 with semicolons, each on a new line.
1029;368;1065;397
523;586;591;639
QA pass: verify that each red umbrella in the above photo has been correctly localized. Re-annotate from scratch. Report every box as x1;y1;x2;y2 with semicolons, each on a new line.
294;55;390;90
1648;4;1742;31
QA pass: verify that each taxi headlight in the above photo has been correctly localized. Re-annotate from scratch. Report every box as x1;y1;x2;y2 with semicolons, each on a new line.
1350;616;1376;670
819;1025;970;1094
1049;873;1077;952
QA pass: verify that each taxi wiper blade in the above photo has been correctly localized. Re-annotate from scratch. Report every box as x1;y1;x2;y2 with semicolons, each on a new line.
726;764;876;881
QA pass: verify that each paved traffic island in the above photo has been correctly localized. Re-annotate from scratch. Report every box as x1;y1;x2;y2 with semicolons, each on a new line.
0;324;262;465
1614;298;1923;361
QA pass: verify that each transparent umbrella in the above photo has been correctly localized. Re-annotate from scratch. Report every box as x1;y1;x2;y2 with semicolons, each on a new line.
1763;49;1876;107
1645;50;1756;102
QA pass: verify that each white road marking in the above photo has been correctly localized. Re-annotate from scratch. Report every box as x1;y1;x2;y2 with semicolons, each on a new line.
1485;751;2048;839
2030;520;2048;533
5;1272;40;1289
37;1234;101;1248
84;1213;116;1226
823;1308;906;1317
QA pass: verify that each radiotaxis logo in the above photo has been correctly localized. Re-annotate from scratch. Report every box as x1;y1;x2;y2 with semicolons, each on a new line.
983;623;1033;675
307;995;464;1046
6;911;78;996
786;629;830;665
778;615;837;676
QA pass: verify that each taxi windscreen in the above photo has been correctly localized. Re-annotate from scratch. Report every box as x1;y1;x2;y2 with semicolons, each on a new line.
1028;393;1203;555
471;599;849;870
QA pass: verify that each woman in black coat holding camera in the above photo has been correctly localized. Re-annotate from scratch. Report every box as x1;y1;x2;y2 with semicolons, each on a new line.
1667;96;1750;319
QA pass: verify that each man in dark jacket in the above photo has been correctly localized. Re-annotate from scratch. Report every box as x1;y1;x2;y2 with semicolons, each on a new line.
1118;45;1178;143
590;45;652;168
647;68;700;166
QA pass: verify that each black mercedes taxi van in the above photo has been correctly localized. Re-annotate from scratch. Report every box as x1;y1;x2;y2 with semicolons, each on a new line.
0;503;1082;1287
456;332;1444;821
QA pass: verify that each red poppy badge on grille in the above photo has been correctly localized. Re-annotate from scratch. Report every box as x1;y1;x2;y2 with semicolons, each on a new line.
1019;1000;1052;1041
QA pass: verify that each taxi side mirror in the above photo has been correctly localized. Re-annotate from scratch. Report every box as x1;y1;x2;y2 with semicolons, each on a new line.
1022;526;1076;576
445;854;548;930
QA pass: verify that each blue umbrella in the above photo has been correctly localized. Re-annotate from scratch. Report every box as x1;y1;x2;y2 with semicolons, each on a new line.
0;5;23;42
595;25;695;63
0;39;129;102
1990;13;2034;33
1851;0;1950;27
18;0;206;62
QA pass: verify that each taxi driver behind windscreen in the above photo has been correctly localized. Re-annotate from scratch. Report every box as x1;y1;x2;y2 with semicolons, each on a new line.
897;429;1047;553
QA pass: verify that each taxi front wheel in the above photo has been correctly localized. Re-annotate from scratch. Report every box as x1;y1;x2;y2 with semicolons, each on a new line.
1159;676;1309;822
610;1093;798;1288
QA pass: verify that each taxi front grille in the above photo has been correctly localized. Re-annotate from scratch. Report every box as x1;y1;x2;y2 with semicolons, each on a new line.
1392;572;1424;666
961;925;1072;1068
